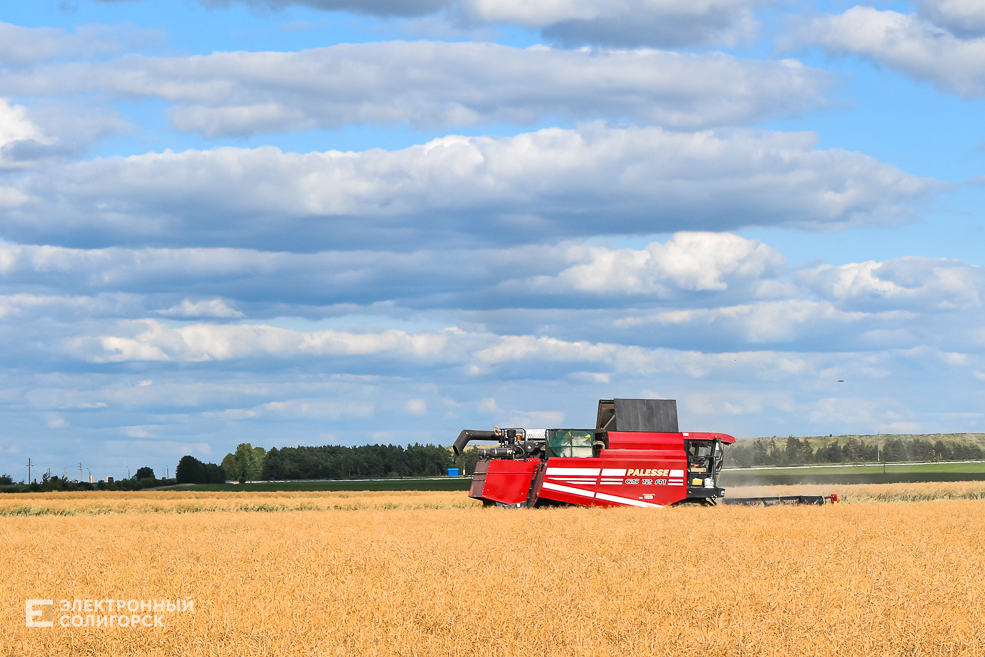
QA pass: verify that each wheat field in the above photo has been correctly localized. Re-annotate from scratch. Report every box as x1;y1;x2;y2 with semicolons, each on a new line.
2;484;985;656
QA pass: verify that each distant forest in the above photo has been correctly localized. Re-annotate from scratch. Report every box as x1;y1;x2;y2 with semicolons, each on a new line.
725;436;985;468
178;442;480;484
261;444;462;481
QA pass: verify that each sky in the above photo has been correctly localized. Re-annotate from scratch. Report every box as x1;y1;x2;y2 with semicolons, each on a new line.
2;0;985;481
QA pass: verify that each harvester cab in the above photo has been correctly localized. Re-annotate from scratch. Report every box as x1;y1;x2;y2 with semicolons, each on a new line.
684;437;726;502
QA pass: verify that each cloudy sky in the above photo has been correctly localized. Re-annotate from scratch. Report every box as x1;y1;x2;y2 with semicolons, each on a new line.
1;0;984;480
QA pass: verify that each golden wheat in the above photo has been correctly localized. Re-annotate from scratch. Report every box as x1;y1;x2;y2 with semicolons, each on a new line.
2;485;984;656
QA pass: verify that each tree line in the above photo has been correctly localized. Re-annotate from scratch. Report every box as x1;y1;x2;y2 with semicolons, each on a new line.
175;442;469;483
725;436;985;468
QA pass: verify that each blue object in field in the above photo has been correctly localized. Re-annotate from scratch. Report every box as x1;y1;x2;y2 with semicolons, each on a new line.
448;468;459;477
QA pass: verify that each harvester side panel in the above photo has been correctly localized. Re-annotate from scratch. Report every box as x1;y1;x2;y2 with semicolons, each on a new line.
535;453;690;508
537;458;603;506
596;451;689;507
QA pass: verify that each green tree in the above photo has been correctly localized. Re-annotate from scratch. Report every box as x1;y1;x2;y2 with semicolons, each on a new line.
233;443;266;482
135;466;155;480
221;452;239;480
204;463;226;484
882;438;907;462
176;455;206;484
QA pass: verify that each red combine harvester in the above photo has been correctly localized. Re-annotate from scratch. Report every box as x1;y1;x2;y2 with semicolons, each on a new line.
453;399;838;508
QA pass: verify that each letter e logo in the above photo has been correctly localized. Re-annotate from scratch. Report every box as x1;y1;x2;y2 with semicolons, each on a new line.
26;600;54;627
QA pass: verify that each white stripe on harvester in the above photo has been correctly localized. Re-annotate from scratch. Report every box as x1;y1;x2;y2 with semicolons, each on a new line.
595;492;661;508
670;469;684;477
545;468;601;476
601;468;627;476
541;482;596;498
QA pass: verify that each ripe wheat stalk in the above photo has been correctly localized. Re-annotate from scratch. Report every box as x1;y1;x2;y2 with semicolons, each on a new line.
2;485;983;656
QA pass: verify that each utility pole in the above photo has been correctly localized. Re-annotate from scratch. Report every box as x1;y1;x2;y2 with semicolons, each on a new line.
27;458;31;484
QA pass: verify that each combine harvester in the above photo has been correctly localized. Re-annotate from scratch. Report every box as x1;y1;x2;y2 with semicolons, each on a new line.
453;399;838;508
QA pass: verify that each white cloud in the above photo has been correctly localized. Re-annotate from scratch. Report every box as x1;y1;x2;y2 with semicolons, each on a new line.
405;398;428;415
569;371;611;383
3;43;831;135
1;126;935;249
791;7;985;97
521;232;784;296
0;99;52;169
59;315;892;383
78;319;458;362
799;257;982;310
156;299;245;318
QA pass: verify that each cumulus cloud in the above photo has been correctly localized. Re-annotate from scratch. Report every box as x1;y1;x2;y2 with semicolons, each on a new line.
790;6;985;97
518;232;784;297
0;99;53;169
92;0;761;48
799;257;983;311
0;126;936;250
0;100;131;168
1;43;831;136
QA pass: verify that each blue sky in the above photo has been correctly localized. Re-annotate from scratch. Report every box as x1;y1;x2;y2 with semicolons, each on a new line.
1;0;984;481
